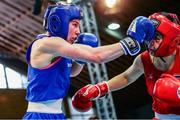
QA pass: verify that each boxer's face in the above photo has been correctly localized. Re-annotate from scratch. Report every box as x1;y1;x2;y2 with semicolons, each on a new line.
147;32;163;55
67;19;80;44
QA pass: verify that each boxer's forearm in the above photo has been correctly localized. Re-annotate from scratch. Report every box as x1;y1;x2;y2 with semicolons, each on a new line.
73;43;124;63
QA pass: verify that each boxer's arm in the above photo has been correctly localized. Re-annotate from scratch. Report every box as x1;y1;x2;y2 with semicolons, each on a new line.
34;36;124;63
72;55;144;112
70;61;84;77
108;54;144;91
73;42;124;63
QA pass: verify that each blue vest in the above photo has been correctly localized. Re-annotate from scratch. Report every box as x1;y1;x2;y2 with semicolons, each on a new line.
26;34;72;102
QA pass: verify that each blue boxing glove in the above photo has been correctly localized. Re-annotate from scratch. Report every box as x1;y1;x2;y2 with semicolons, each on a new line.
75;33;99;64
120;16;155;56
127;16;155;43
75;33;99;47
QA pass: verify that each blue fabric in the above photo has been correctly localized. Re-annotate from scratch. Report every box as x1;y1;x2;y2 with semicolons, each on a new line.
23;112;66;119
25;34;72;102
44;5;82;39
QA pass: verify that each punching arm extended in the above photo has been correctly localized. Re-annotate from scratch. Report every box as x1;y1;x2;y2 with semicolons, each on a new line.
73;42;124;63
108;54;144;91
32;16;154;65
35;36;124;64
72;55;144;112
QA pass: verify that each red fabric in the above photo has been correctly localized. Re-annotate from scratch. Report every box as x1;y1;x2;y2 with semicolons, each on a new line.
141;47;180;114
152;117;158;120
149;13;180;57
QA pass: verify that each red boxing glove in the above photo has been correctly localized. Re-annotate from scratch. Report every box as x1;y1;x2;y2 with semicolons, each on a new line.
72;81;109;112
153;74;180;106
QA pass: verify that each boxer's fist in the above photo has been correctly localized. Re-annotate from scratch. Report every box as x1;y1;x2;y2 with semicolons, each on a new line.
75;33;99;47
127;16;155;43
72;81;109;112
153;74;180;106
72;85;93;112
120;16;155;56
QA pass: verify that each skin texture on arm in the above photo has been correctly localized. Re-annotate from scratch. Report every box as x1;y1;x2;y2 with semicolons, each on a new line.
108;54;144;91
30;36;124;68
73;43;124;63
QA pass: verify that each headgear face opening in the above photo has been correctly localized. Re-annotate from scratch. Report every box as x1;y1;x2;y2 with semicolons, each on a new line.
43;4;83;40
148;12;180;57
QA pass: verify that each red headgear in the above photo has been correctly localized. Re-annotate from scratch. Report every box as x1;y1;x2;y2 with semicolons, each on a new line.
148;12;180;57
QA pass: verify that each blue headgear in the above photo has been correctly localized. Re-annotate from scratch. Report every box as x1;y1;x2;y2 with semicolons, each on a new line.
43;4;83;40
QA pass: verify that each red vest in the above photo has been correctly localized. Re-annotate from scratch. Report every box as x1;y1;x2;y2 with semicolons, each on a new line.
141;47;180;114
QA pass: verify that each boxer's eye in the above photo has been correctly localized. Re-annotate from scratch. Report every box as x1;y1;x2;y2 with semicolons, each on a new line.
154;32;163;40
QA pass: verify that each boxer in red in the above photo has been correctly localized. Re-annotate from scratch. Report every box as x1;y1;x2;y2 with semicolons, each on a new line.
73;12;180;119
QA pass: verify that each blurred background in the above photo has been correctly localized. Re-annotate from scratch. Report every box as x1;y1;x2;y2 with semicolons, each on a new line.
0;0;179;119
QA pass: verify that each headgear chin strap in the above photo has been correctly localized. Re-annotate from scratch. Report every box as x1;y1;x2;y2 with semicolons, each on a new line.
43;4;83;40
148;12;180;57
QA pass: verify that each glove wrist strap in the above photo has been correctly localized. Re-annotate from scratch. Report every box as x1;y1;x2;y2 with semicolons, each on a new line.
94;81;109;99
120;37;141;56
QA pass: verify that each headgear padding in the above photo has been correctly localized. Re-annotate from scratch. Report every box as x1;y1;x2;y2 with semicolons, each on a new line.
43;4;83;40
148;12;180;57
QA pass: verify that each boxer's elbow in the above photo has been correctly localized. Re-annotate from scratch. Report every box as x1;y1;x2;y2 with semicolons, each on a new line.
70;73;79;77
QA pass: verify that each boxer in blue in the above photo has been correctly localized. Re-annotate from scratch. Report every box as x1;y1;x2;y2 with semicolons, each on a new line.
23;3;155;119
